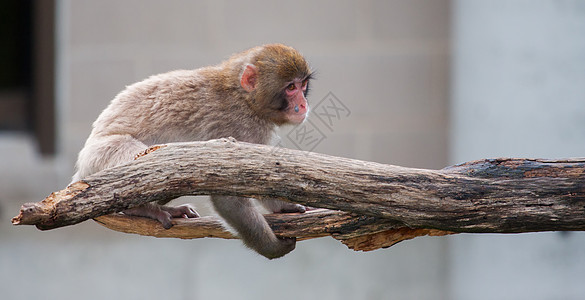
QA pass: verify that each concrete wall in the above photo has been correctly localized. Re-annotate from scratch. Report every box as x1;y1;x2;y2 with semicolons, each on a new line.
1;1;450;299
4;1;584;299
450;1;585;299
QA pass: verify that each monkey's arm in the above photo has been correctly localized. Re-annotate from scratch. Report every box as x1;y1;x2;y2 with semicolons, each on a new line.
211;195;297;259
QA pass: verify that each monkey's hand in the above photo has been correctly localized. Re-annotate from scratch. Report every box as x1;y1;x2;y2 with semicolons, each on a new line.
123;203;199;229
261;237;297;259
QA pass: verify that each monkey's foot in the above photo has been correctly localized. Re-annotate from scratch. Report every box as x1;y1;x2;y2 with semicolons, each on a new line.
259;199;306;214
279;203;306;213
123;203;199;229
161;204;200;219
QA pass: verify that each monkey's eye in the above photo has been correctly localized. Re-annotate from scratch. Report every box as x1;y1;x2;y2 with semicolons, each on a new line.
287;83;296;91
302;79;309;88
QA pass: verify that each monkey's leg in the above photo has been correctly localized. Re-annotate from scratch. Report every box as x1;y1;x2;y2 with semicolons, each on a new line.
258;199;306;214
73;134;200;228
73;134;150;182
211;195;296;259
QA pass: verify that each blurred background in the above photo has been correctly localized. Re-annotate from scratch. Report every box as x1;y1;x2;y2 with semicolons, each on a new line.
1;0;585;299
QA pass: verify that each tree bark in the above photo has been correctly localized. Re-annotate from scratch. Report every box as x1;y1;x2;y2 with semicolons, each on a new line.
12;138;585;251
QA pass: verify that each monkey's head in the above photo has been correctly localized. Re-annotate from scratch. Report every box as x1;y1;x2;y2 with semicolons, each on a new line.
240;44;313;126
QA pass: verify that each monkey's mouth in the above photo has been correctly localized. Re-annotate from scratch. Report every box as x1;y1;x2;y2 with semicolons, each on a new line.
287;104;309;124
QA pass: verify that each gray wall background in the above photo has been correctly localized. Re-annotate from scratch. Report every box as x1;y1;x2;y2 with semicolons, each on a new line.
450;1;585;299
1;0;584;299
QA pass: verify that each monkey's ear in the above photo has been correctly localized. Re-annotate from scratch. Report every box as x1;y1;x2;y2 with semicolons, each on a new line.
241;64;258;92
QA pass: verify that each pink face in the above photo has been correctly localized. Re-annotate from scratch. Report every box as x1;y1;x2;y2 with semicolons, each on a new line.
284;78;310;124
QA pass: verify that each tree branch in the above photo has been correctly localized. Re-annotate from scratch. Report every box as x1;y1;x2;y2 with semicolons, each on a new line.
92;210;453;251
12;138;585;251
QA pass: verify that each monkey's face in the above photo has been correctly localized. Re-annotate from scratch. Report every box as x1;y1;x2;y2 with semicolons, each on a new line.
281;77;310;124
240;63;312;126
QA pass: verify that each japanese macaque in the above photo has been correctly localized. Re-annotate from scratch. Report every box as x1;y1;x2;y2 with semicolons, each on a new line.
72;44;313;259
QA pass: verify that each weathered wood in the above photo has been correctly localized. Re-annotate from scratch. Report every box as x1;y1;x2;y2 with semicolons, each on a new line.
12;138;585;251
340;228;455;251
93;209;449;251
93;209;399;241
94;214;236;240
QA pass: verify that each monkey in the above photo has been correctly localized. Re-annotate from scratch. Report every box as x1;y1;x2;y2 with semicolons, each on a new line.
72;44;313;259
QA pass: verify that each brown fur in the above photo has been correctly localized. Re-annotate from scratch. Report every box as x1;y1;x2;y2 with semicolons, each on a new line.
73;44;312;259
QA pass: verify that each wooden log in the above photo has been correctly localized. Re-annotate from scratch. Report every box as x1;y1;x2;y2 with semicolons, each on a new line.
11;138;585;251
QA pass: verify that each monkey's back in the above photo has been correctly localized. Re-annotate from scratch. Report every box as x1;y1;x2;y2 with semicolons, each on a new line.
89;67;273;146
